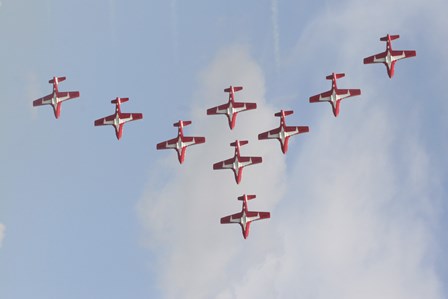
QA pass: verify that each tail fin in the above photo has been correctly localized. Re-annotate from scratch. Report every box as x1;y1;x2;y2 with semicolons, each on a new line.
173;120;192;127
275;110;294;117
49;76;66;84
224;86;243;93
230;140;248;147
380;34;399;41
238;194;256;201
111;97;129;104
326;73;345;80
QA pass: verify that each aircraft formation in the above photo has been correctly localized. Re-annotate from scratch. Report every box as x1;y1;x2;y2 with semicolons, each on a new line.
33;34;416;239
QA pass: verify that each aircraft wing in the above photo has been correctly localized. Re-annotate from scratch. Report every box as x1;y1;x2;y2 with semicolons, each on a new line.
391;50;416;61
57;91;80;102
246;211;270;222
33;94;53;106
232;101;257;113
207;103;230;115
336;88;361;100
220;212;243;224
238;156;262;168
285;126;309;135
156;137;178;150
207;102;257;115
259;126;309;140
258;127;281;140
213;157;236;170
181;136;206;147
94;114;115;126
363;51;387;64
119;113;143;123
309;90;332;103
156;136;205;150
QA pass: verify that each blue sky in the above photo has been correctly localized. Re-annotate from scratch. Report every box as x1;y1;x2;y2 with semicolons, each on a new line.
1;0;447;298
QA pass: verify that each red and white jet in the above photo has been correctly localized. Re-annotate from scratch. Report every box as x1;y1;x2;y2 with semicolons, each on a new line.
33;76;80;119
213;140;262;184
94;97;143;140
156;120;206;164
220;194;270;239
207;86;257;130
364;34;416;78
309;73;361;117
258;110;309;154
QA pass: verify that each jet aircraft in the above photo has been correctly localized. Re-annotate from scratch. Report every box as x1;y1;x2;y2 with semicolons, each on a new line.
309;73;361;117
220;194;270;239
258;110;309;154
33;76;80;119
213;140;262;184
94;97;143;140
364;34;416;78
156;120;206;164
207;86;257;130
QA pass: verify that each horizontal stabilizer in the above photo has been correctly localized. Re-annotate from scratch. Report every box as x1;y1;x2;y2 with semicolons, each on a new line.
173;120;192;127
49;76;66;84
275;110;294;117
111;97;129;104
230;140;248;147
224;86;243;93
380;34;399;41
238;194;256;201
326;73;345;80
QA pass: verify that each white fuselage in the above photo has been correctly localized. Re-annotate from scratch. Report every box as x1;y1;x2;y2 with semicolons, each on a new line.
385;50;393;70
239;211;249;231
50;92;61;107
176;137;185;151
227;102;235;119
232;158;241;172
113;114;132;130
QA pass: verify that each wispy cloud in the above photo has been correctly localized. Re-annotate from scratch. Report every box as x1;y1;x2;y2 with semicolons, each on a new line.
271;0;280;72
0;223;5;248
170;0;179;64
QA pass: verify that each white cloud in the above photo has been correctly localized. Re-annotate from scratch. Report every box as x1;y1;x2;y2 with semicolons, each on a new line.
139;0;446;298
213;0;444;297
243;103;442;299
139;45;286;299
0;223;5;248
